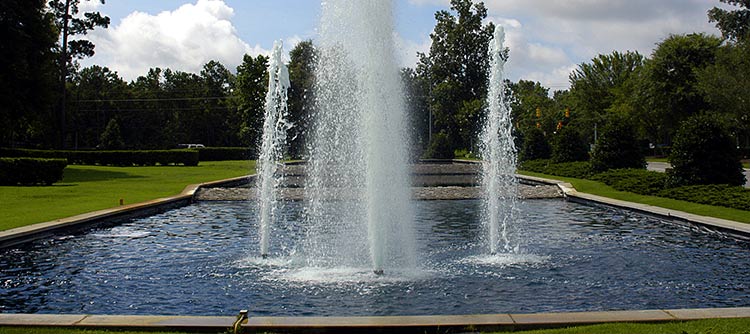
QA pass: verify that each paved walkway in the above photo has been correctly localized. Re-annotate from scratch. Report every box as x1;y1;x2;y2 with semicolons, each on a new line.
647;162;750;188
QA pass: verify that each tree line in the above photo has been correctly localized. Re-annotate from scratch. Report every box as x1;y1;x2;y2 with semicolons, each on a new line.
2;0;748;163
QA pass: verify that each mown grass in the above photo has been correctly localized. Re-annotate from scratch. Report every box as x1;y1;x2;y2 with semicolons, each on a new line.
0;160;255;231
519;170;750;224
2;318;750;334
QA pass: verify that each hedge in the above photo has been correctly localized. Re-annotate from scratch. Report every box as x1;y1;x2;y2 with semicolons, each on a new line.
0;158;68;186
519;159;593;179
0;148;199;167
590;169;667;196
195;147;254;161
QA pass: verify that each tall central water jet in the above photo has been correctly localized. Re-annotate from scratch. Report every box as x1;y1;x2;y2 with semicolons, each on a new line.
303;0;417;273
480;26;519;255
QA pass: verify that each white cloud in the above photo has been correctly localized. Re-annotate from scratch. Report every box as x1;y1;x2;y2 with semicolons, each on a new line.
394;32;431;67
81;0;269;81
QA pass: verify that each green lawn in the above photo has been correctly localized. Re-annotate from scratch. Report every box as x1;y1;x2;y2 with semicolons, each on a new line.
519;170;750;224
2;318;750;334
0;160;255;231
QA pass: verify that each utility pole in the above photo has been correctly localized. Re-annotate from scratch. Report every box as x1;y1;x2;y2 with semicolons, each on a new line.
58;0;71;149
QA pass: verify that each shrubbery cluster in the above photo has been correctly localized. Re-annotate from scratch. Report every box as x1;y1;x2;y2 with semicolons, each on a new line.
0;149;199;166
0;158;68;186
519;159;593;179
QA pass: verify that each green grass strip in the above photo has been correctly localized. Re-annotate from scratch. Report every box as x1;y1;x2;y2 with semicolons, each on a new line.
494;318;750;334
0;328;194;334
0;160;255;231
519;170;750;224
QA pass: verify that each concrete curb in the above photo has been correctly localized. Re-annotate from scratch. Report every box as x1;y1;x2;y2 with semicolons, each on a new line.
0;175;253;249
516;174;750;240
1;308;749;333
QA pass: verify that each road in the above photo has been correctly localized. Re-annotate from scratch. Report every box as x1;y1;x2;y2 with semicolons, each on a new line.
646;162;750;188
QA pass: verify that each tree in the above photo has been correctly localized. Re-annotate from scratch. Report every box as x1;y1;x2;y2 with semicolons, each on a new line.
518;127;551;162
401;67;430;158
638;33;722;145
200;60;235;146
708;0;750;42
508;80;555;134
568;51;644;144
234;54;269;151
590;115;645;172
417;0;494;153
0;0;58;147
99;117;124;150
69;65;129;149
668;113;745;186
287;40;316;159
48;0;110;148
551;126;589;163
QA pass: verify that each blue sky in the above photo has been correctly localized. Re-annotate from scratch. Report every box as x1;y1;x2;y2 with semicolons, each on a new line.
79;0;727;89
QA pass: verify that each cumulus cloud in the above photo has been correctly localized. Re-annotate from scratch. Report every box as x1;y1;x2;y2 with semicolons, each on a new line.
81;0;268;81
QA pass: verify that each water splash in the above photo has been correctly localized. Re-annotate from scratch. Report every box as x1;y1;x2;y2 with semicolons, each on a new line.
480;25;519;254
302;0;417;274
257;40;291;258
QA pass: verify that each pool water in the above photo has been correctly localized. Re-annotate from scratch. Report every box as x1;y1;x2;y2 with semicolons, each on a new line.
1;199;748;316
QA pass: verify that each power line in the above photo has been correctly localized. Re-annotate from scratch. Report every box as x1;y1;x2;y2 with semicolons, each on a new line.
77;96;233;103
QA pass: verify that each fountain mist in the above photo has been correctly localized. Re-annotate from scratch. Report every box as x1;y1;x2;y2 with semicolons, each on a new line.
303;0;417;273
480;26;519;254
257;41;291;258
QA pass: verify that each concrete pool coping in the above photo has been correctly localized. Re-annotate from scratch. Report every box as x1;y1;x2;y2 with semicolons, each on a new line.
1;307;749;333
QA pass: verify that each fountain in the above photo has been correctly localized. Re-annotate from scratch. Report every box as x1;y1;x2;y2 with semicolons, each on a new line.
480;26;519;255
257;41;291;259
301;0;417;274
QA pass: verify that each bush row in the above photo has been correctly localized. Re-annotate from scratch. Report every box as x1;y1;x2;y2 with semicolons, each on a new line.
195;147;254;161
520;159;749;212
0;148;199;166
0;158;68;186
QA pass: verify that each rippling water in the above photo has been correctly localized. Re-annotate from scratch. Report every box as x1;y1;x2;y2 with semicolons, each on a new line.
1;200;748;316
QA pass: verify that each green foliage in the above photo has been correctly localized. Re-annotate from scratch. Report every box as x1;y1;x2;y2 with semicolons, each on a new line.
519;127;551;162
47;0;110;67
520;159;593;179
0;148;199;167
668;113;745;186
287;40;316;159
590;116;645;172
0;158;67;186
708;0;750;42
659;184;750;211
508;80;555;134
417;0;494;151
591;169;667;195
551;126;589;162
402;67;431;158
195;147;253;161
99;118;124;150
235;54;269;148
423;131;454;159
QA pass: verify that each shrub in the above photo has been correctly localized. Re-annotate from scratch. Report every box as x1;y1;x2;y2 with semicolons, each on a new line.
590;116;645;172
0;149;199;167
196;147;254;161
591;169;667;195
668;113;745;186
423;131;454;159
519;127;551;162
519;159;593;179
551;126;589;163
659;184;750;211
0;158;68;186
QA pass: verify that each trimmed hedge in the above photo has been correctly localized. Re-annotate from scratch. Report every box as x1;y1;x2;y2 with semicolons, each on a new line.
591;169;667;195
0;158;68;186
520;159;593;179
195;147;254;161
0;149;199;167
659;185;750;212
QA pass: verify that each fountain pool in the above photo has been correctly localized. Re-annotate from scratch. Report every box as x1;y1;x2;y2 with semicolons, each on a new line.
1;199;748;316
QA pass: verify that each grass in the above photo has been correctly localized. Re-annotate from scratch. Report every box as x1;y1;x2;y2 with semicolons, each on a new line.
519;170;750;224
2;319;750;334
0;160;255;231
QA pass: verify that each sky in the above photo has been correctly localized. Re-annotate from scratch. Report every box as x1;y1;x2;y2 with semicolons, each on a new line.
78;0;729;90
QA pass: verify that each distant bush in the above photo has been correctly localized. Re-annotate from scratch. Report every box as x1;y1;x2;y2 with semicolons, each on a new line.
590;116;645;172
520;159;593;179
519;127;551;162
591;169;667;195
668;113;745;186
195;147;254;161
0;149;199;167
0;158;68;186
551;126;589;163
423;131;454;159
659;184;750;211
